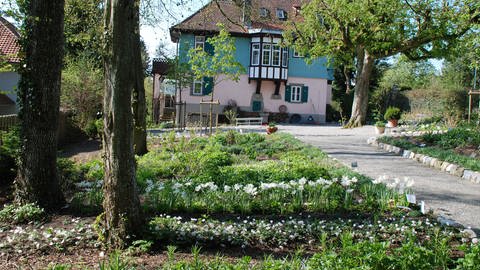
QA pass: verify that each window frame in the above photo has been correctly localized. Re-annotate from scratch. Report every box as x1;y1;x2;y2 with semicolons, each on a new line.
291;85;302;103
251;43;260;66
276;9;286;19
259;8;269;17
194;36;205;51
272;45;281;66
282;48;288;67
262;44;271;66
192;80;203;95
293;49;304;58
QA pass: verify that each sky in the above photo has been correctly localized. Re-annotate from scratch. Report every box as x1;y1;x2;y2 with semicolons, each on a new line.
140;1;206;59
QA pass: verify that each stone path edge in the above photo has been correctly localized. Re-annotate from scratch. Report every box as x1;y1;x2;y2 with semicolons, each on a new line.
367;137;480;184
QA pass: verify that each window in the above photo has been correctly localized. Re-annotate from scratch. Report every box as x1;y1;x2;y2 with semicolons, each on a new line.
193;80;203;95
195;36;205;50
293;49;304;58
259;8;269;17
282;48;288;67
251;43;260;65
291;85;302;102
272;45;281;66
262;44;271;65
276;9;286;19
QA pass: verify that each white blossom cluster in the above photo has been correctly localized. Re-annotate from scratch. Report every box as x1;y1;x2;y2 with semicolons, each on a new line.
0;218;99;256
150;214;459;249
373;175;415;194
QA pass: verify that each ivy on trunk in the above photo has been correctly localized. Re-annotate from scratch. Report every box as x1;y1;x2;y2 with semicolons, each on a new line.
15;0;66;210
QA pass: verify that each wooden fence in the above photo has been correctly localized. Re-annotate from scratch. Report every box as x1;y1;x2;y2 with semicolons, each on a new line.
0;114;18;131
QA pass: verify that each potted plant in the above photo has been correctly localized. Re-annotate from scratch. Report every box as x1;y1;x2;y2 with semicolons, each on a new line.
374;121;386;134
384;107;401;128
266;122;278;134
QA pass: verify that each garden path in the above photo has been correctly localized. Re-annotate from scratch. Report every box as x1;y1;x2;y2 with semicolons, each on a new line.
281;124;480;234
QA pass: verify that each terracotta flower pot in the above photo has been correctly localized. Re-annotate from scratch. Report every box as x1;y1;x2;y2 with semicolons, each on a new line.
266;126;278;134
375;126;385;134
388;119;398;128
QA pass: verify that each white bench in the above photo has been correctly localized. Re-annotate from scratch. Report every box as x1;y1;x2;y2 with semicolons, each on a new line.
236;117;263;126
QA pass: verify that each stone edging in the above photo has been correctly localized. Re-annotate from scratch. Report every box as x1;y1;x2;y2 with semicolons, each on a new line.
367;137;480;184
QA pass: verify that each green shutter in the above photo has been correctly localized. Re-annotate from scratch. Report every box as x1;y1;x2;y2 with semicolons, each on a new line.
203;77;214;96
252;101;262;112
301;86;309;103
205;38;214;55
285;85;291;102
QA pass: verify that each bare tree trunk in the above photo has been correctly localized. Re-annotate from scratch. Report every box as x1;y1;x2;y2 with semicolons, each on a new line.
15;0;65;210
132;0;147;156
346;48;375;128
102;0;142;249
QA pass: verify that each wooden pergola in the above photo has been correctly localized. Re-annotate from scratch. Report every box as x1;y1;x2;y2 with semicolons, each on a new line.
468;89;480;123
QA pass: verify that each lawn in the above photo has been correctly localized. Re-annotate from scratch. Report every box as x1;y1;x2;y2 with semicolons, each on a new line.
1;130;478;269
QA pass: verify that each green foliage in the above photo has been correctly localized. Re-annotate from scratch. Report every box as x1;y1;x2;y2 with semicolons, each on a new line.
375;121;386;127
0;127;20;184
61;54;103;132
384;107;401;120
0;203;45;224
99;251;134;270
187;24;245;96
126;240;153;256
64;0;103;65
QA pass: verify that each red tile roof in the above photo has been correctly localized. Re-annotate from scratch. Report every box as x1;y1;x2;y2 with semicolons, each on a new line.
0;17;20;63
171;0;307;39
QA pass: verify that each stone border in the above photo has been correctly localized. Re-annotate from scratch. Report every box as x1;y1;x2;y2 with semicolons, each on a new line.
367;137;480;184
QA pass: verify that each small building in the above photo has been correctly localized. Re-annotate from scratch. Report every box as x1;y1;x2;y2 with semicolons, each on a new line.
0;17;20;115
169;0;333;124
151;59;176;123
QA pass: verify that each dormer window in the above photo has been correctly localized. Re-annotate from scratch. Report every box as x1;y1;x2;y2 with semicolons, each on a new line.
259;8;269;18
276;9;286;20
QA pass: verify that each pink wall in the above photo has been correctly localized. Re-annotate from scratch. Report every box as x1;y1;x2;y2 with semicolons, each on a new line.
179;75;329;116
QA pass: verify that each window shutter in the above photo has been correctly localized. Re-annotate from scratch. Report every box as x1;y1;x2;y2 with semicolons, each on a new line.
205;38;214;55
203;77;214;96
285;85;291;102
301;86;309;103
190;81;194;96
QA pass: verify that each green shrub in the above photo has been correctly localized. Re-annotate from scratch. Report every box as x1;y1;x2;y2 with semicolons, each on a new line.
0;203;45;224
384;106;401;120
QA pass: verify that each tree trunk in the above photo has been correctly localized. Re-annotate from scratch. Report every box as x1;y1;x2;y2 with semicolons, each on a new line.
15;0;65;210
346;48;375;128
102;0;142;249
132;1;147;156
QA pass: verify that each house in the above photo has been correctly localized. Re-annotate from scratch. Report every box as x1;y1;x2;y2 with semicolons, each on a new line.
151;58;176;123
169;0;333;124
0;17;20;115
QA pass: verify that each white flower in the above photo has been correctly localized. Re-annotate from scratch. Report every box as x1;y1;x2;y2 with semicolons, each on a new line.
298;177;307;186
243;184;257;196
224;185;231;192
233;184;243;191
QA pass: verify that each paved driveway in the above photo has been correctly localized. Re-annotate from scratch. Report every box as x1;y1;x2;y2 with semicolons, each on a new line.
280;124;480;233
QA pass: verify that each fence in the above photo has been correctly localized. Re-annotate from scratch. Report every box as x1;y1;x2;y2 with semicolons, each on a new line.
0;114;17;131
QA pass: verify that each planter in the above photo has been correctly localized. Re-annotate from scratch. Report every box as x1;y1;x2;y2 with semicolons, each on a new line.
388;119;398;128
266;126;278;134
375;126;385;134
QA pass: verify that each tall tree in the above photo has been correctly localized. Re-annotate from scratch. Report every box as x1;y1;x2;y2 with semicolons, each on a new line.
102;0;142;248
132;6;147;155
15;0;66;209
287;0;480;127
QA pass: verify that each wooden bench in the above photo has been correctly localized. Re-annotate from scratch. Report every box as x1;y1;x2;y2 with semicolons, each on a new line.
236;117;263;126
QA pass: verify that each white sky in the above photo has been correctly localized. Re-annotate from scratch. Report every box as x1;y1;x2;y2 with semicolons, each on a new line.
140;1;206;58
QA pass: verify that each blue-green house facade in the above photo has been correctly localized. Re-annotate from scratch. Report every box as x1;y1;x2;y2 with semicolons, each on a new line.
169;0;334;124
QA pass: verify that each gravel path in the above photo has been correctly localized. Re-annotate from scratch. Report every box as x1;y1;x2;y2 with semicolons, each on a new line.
280;124;480;233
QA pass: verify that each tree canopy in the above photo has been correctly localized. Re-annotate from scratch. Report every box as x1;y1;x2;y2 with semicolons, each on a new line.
287;0;480;127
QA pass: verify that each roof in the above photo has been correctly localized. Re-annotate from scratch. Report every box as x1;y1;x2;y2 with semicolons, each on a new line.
0;94;15;105
0;17;20;63
152;58;171;75
170;0;306;41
